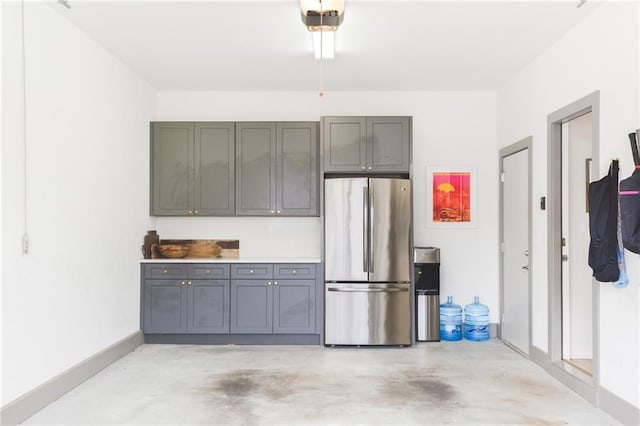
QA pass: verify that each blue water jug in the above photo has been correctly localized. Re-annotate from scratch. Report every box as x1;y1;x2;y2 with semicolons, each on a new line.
440;296;462;341
463;296;490;341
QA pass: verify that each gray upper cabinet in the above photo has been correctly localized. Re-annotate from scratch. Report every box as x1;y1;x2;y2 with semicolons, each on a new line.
151;122;235;216
151;122;193;215
235;122;277;215
322;117;366;172
194;123;235;215
367;117;411;173
277;122;319;216
322;116;411;173
236;122;319;216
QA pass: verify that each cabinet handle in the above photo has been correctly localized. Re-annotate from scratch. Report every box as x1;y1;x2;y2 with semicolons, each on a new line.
277;210;281;214
292;270;296;274
368;166;372;170
271;210;275;214
163;269;168;274
361;166;366;170
188;210;193;215
274;281;278;285
249;270;254;274
268;281;272;286
187;281;192;285
206;270;211;274
181;281;186;286
194;210;198;214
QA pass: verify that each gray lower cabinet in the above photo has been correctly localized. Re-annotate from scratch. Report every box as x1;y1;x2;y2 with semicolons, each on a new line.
230;263;316;334
143;279;230;334
230;279;273;333
236;122;319;216
144;279;188;334
272;280;316;334
143;263;230;334
151;122;235;216
230;279;316;334
188;280;230;333
322;116;411;173
142;263;318;340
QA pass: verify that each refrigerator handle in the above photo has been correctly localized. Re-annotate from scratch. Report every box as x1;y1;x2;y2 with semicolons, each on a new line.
363;186;369;273
369;187;374;273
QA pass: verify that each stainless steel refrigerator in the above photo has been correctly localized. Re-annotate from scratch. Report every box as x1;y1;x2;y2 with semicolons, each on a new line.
324;177;412;345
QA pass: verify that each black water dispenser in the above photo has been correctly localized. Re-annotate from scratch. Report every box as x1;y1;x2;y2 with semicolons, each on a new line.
414;247;440;342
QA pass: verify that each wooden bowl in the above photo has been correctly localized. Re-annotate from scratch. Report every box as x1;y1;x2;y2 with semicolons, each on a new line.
188;242;222;258
156;244;190;258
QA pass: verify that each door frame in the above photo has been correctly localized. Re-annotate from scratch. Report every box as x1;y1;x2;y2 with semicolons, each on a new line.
547;91;600;403
499;137;533;356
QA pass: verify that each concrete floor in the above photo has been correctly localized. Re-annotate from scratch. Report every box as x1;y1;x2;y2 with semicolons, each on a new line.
24;339;619;425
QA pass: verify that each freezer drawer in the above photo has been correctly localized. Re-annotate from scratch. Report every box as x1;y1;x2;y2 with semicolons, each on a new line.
324;283;411;346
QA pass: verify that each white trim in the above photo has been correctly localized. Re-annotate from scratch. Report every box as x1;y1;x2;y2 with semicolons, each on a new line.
0;331;143;426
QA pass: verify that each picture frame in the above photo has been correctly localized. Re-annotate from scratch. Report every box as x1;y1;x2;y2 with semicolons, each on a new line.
426;165;477;228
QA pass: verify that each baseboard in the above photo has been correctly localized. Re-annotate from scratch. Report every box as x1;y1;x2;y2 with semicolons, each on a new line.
0;331;143;426
598;385;640;425
490;322;500;338
529;345;596;404
529;344;548;366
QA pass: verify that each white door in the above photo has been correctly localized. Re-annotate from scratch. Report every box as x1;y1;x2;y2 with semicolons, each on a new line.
501;147;530;356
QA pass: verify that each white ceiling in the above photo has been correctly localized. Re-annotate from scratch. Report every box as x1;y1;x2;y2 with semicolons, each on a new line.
52;0;600;91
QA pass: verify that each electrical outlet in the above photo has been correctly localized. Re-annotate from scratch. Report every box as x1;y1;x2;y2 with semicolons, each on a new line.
22;233;29;255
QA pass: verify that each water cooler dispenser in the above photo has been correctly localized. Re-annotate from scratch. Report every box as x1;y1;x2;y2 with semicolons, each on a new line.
414;247;440;342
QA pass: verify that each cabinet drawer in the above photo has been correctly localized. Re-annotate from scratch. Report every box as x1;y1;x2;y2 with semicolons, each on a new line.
231;264;273;279
274;264;316;279
188;264;230;279
144;264;187;279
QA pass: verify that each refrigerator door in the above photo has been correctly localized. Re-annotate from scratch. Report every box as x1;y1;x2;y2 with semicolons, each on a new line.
325;178;369;282
325;283;412;345
369;178;411;282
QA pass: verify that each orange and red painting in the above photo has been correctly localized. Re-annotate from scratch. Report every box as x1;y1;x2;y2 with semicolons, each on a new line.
432;171;471;223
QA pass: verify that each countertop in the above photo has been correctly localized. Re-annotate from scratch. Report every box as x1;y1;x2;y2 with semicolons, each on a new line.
140;257;321;264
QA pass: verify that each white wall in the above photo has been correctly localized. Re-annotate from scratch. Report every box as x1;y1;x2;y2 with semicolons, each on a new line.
1;2;155;405
156;91;499;319
497;1;639;408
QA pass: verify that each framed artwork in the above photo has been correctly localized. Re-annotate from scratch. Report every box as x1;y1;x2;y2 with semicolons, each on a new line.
427;166;477;227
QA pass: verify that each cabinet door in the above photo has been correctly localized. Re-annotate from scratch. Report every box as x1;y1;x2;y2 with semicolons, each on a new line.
151;122;194;216
367;117;410;173
187;280;230;334
143;280;187;333
230;280;273;333
273;280;316;334
235;123;277;215
322;117;367;173
276;122;319;216
194;123;235;216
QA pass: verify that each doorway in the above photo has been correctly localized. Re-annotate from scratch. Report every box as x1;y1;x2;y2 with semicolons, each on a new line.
547;92;600;400
561;113;593;378
500;137;532;357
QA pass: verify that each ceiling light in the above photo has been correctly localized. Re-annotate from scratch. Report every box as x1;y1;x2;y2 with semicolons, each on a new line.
312;31;334;60
300;0;345;32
